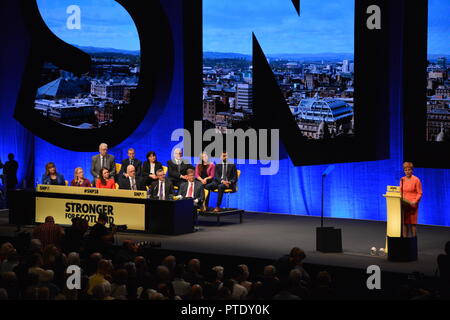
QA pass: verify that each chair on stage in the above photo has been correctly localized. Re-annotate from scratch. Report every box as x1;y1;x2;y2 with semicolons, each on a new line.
65;180;68;186
162;166;168;175
211;169;241;209
115;163;122;175
115;183;119;190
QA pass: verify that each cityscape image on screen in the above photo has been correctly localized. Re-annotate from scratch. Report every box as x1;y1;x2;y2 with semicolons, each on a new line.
203;0;355;140
33;0;140;130
426;0;450;142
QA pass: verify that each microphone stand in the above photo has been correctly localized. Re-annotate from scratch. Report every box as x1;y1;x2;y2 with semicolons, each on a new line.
321;173;325;228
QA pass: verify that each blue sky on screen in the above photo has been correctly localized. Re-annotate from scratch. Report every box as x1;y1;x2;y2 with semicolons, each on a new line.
428;0;450;55
36;0;140;51
203;0;355;54
36;0;448;55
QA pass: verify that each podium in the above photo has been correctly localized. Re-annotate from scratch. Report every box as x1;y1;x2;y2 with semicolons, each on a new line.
383;186;417;261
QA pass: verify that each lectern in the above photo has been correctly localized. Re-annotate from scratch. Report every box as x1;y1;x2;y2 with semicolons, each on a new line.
383;185;417;261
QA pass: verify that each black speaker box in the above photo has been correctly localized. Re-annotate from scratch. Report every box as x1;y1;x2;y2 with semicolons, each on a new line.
387;236;418;262
316;227;343;253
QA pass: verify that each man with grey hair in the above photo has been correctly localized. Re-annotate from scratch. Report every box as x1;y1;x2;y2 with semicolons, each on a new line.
166;148;194;187
90;143;115;183
117;165;146;190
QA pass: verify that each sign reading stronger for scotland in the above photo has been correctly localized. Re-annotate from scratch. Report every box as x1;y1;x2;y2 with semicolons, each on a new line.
35;197;146;231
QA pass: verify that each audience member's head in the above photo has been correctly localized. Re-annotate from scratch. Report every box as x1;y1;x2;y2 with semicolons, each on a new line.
316;271;332;288
263;265;277;278
290;247;306;265
212;266;224;280
67;252;80;266
187;259;201;274
44;216;55;224
190;284;203;300
156;265;171;283
97;259;112;276
0;242;15;258
29;239;42;254
162;255;176;272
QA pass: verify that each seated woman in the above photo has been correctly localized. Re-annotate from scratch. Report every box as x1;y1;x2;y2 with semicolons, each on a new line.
142;151;163;186
71;167;92;187
95;168;115;189
195;152;215;210
41;162;65;185
195;152;215;185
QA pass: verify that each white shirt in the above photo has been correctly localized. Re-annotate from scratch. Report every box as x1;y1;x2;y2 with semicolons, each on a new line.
129;176;136;190
150;163;155;174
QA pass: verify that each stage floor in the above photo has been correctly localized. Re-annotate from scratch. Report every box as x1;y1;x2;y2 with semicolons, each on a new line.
1;210;449;276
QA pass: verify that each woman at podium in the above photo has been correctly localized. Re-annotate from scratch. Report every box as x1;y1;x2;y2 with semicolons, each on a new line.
400;162;423;238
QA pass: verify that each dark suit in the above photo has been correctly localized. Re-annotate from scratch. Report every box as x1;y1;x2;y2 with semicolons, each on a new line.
206;162;237;207
117;175;146;191
167;159;195;187
91;153;116;181
118;158;142;177
148;179;174;200
179;180;204;205
142;161;163;185
0;160;18;189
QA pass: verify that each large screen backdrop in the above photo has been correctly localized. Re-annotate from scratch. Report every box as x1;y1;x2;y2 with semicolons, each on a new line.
0;0;449;226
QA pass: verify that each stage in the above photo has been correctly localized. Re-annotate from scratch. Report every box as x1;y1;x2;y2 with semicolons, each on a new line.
1;209;448;277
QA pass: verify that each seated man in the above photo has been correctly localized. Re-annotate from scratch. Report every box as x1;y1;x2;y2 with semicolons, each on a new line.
118;148;142;178
179;169;204;208
167;148;194;188
117;165;146;191
148;169;174;200
205;152;237;212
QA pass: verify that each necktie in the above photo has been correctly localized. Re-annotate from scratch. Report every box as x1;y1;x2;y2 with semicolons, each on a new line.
222;163;227;180
130;159;134;166
159;181;164;200
131;177;136;190
101;156;104;169
187;182;193;198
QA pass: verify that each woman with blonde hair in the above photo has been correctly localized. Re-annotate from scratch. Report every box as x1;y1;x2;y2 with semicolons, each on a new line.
400;162;423;237
70;167;92;187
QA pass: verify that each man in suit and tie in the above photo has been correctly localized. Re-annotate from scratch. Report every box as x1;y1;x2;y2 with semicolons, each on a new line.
118;148;142;178
91;143;116;183
179;169;204;207
118;165;146;191
205;152;237;212
149;169;174;200
167;148;194;187
179;169;205;231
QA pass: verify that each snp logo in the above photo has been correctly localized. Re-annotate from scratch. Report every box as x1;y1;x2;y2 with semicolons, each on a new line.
66;265;81;290
366;265;381;290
